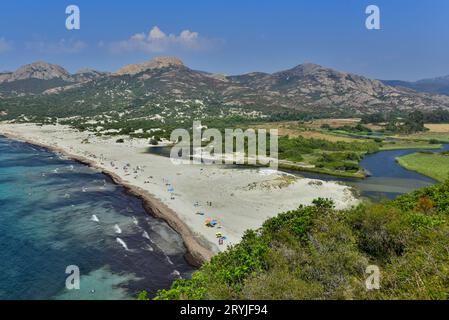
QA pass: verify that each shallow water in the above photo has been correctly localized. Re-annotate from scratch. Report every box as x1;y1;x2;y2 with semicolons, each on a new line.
0;136;194;300
299;145;449;200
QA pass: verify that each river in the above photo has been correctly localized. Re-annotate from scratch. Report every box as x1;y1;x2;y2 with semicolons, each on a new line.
147;144;449;201
298;145;449;200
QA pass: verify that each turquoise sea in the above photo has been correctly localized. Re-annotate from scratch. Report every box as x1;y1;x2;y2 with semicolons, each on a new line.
0;136;194;300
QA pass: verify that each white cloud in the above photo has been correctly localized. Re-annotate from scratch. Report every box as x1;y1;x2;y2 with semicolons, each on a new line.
110;26;214;53
25;38;87;54
0;37;12;53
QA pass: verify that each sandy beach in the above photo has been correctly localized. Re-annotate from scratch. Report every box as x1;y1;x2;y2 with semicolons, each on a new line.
0;123;359;265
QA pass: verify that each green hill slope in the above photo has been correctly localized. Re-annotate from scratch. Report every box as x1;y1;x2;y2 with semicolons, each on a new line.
141;181;449;300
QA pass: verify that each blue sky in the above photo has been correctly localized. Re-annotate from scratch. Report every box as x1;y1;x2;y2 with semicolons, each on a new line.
0;0;448;80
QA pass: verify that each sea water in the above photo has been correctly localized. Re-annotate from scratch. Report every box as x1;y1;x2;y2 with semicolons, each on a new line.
0;136;194;300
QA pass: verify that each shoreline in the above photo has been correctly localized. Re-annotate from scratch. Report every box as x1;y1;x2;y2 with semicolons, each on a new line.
395;153;448;183
0;123;360;269
0;131;213;267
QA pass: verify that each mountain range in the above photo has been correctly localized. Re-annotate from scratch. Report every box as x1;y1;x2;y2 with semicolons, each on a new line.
0;61;109;95
1;57;449;120
382;76;449;96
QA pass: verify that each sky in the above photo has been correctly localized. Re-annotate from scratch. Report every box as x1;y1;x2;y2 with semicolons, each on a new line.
0;0;448;81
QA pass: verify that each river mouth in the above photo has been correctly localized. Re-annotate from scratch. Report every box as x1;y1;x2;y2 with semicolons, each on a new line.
0;137;195;300
146;145;449;201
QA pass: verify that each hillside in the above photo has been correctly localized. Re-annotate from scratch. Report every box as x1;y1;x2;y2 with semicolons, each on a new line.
229;63;449;113
146;181;449;300
383;76;449;97
2;57;449;121
0;61;108;95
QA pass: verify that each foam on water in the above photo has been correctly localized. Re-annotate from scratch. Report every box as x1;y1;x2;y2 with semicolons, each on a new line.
142;231;151;241
143;244;154;252
166;256;174;265
116;237;130;251
114;224;122;234
0;136;195;300
171;270;181;278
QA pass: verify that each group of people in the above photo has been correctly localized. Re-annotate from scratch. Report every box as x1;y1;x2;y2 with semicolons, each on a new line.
195;202;227;246
163;178;176;200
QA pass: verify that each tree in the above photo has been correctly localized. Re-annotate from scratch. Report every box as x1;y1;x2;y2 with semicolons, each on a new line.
402;110;426;133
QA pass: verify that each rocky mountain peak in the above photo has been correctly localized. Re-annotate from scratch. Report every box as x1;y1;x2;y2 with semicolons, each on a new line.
2;58;449;115
281;63;337;77
115;56;184;76
10;61;72;82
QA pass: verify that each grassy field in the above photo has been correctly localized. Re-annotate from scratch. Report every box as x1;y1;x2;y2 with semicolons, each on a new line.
252;122;360;142
425;123;449;132
392;132;449;143
380;141;443;150
396;152;449;182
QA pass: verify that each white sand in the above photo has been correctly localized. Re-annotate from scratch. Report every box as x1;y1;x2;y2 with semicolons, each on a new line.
0;123;359;257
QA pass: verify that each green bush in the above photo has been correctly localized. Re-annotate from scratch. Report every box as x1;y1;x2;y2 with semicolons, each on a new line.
146;180;449;300
429;139;440;144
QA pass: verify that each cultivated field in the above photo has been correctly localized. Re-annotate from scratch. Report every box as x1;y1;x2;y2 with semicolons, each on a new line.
425;124;449;133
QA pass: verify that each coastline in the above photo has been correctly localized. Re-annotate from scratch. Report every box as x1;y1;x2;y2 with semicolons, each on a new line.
0;123;359;269
0;131;213;267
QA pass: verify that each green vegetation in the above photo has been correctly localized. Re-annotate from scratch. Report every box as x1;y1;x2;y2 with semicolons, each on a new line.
361;109;449;125
138;181;449;300
422;108;449;123
360;112;389;124
393;110;427;134
379;141;443;151
392;132;449;144
317;113;435;141
362;110;429;135
323;123;372;134
276;135;378;176
3;88;447;180
397;152;449;182
277;162;365;178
